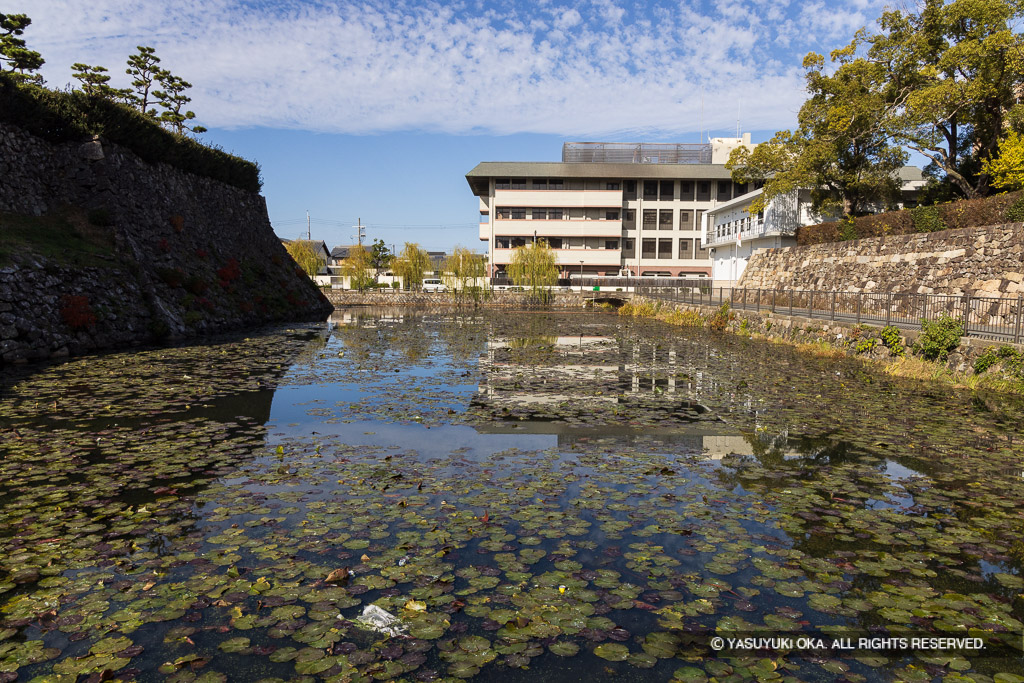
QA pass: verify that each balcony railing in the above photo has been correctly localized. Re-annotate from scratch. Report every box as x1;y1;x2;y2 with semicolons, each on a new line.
705;219;797;248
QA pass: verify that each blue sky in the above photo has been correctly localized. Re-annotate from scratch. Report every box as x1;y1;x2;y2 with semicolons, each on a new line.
24;0;892;252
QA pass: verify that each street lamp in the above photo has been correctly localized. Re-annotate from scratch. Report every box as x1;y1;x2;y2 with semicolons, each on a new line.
579;260;584;294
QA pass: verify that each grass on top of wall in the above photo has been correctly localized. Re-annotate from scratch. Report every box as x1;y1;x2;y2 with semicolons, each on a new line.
0;209;118;268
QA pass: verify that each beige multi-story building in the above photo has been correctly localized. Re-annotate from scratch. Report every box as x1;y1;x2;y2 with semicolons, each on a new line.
465;137;756;280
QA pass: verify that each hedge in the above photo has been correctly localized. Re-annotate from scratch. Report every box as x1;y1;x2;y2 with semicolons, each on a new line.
0;73;262;194
796;190;1024;245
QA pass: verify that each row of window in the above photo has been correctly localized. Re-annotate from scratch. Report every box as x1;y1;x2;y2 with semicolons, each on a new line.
493;236;708;260
495;207;620;220
714;212;763;239
493;178;755;202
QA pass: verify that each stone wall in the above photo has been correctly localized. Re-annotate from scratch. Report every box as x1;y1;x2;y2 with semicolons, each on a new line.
0;122;332;364
739;223;1024;297
326;290;586;308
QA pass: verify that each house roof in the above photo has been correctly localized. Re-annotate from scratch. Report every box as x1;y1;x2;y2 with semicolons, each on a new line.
465;162;735;196
330;244;361;260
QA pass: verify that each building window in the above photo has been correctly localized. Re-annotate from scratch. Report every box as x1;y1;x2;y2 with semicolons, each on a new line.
548;208;563;220
695;241;709;259
532;208;547;220
624;180;636;199
642;210;657;228
510;208;526;220
695;209;706;232
679;210;692;230
641;238;656;258
659;209;673;230
658;238;672;259
622;239;635;257
678;238;692;259
496;237;510;248
496;179;511;190
660;180;674;200
606;181;620;190
717;181;732;201
547;237;563;249
697;182;711;201
549;178;564;190
532;179;547;189
606;210;620;220
735;182;748;196
496;207;510;219
643;181;658;199
680;181;694;200
605;239;619;250
510;178;527;190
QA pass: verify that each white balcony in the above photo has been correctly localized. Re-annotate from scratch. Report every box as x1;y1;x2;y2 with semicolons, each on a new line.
491;219;622;238
493;189;622;208
492;248;621;267
704;219;799;248
479;222;490;241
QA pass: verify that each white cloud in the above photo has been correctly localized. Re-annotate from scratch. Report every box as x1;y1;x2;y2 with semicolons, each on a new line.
19;0;891;137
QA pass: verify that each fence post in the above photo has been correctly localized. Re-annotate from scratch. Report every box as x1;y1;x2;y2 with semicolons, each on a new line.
831;291;837;321
856;293;862;325
808;290;814;319
757;288;761;313
962;294;971;336
789;291;794;317
742;288;747;309
885;293;892;327
1014;294;1023;344
771;289;776;313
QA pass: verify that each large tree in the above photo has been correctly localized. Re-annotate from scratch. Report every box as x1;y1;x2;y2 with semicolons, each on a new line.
284;241;325;280
369;239;391;276
154;72;206;134
71;63;129;100
728;52;905;217
508;242;558;300
341;244;374;290
0;13;44;84
390;242;431;290
442;246;487;294
125;46;166;116
847;0;1024;198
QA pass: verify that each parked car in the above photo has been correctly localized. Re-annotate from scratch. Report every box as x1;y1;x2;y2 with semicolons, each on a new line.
422;279;448;293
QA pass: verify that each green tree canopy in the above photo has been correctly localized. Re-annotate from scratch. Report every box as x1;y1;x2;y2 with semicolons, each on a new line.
71;63;129;100
369;239;391;274
0;13;44;84
982;130;1024;190
154;72;206;134
126;46;165;116
508;242;558;300
847;0;1024;198
728;52;906;217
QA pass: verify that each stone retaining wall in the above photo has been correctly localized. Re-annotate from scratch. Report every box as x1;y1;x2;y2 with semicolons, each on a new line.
739;223;1024;297
326;290;586;309
0;122;332;364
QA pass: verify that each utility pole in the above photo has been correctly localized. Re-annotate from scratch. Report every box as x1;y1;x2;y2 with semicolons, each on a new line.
306;210;310;240
353;218;365;247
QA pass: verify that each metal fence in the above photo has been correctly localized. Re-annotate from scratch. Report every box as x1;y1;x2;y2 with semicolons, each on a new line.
635;285;1024;343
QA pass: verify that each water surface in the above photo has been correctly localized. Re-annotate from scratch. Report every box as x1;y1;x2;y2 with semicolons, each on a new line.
1;308;1022;682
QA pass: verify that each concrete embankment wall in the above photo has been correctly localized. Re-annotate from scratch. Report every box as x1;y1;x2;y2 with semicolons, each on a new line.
739;223;1024;297
0;122;332;364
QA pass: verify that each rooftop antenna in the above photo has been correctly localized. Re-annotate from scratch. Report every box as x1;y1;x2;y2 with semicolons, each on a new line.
306;210;310;240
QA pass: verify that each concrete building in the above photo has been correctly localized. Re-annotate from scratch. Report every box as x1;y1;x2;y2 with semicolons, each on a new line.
705;167;926;286
465;137;757;280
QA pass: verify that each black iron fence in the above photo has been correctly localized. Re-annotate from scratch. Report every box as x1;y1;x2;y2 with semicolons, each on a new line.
635;285;1024;343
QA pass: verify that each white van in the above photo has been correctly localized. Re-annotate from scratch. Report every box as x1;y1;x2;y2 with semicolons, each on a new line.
422;278;448;293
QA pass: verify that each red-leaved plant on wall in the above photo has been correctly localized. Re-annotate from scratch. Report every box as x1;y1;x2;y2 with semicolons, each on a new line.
60;295;97;330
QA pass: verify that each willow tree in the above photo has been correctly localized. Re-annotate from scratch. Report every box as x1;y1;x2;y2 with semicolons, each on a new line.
341;244;374;290
284;240;324;280
442;246;487;295
508;242;558;301
390;242;431;290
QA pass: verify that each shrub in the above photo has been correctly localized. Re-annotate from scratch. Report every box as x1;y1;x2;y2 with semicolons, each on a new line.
915;314;965;361
855;337;878;353
1006;195;1024;222
708;302;731;331
0;73;261;193
880;325;905;357
912;205;947;232
60;294;97;330
974;345;1023;375
838;218;858;241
